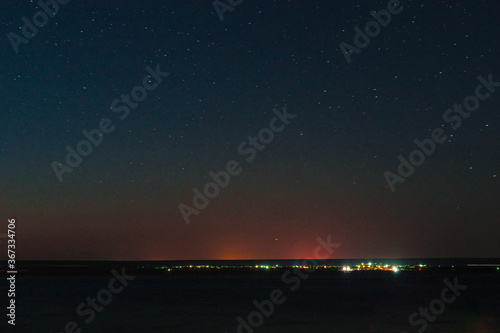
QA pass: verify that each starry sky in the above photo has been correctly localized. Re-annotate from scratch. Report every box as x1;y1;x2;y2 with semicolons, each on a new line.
0;0;499;260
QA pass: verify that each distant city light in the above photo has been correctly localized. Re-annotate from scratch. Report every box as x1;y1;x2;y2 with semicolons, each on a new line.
149;262;465;273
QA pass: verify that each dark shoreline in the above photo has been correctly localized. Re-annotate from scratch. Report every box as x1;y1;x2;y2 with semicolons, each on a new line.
6;259;500;276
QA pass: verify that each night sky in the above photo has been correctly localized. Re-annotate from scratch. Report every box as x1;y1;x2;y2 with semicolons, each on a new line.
1;0;499;260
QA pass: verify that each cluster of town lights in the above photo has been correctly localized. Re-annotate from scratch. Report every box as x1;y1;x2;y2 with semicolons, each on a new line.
342;262;404;272
152;262;425;272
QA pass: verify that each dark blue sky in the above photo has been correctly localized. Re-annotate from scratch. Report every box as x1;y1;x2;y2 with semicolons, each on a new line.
0;0;499;260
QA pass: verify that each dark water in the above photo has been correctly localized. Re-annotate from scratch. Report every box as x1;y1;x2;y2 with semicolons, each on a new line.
2;267;499;332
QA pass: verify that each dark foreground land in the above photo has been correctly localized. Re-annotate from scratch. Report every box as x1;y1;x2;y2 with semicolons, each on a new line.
1;263;499;332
